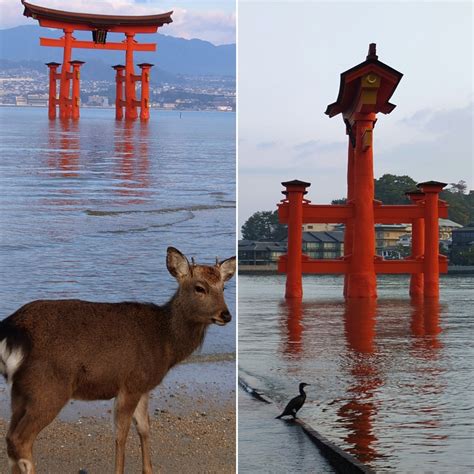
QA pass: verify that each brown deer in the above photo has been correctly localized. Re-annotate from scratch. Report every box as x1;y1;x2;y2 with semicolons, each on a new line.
0;247;235;474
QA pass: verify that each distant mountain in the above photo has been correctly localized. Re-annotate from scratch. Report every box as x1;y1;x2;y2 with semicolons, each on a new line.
0;25;235;77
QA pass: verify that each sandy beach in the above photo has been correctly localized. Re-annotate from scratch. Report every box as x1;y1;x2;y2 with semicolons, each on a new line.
0;359;235;473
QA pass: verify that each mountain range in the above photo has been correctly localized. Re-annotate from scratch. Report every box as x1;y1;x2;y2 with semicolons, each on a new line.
0;25;235;77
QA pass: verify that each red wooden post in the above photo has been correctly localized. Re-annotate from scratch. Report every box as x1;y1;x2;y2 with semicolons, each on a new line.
138;63;153;121
282;180;310;298
343;136;355;297
347;112;377;298
46;62;60;119
418;181;446;298
125;33;138;120
406;190;425;297
59;28;73;119
112;65;125;120
69;60;84;120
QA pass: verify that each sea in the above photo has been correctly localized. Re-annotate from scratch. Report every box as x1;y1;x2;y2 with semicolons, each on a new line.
239;273;474;473
0;107;236;413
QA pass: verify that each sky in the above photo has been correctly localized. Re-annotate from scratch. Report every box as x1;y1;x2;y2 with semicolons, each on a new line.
0;0;236;44
239;0;473;231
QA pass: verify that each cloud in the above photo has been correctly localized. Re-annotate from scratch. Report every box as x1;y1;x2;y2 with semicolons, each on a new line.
377;103;473;188
293;139;345;159
256;141;279;149
0;0;235;45
168;8;235;45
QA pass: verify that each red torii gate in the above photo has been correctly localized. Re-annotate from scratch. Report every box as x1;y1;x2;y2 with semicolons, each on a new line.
278;45;448;299
22;1;172;120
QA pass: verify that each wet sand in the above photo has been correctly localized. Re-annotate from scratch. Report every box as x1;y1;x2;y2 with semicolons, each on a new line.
0;360;235;473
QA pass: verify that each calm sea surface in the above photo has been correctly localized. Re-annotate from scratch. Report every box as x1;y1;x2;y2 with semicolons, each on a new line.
239;274;474;473
0;107;236;356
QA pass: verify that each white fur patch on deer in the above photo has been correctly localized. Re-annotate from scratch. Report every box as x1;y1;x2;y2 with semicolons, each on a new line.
0;339;24;384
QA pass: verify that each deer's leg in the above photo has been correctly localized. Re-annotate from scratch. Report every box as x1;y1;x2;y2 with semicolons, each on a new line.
133;392;153;474
113;391;141;474
7;379;70;474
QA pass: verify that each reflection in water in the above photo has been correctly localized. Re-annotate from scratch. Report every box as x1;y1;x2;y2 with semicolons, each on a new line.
339;298;382;465
411;297;442;351
279;298;303;358
47;119;80;178
409;298;446;441
275;295;446;468
114;120;150;203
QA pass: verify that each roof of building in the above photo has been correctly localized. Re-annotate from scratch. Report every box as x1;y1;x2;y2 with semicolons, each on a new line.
439;218;463;228
238;240;287;252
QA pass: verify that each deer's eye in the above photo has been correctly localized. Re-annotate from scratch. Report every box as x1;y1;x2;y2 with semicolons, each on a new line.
195;285;206;294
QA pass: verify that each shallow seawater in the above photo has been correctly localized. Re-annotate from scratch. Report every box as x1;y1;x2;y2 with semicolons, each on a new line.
239;274;474;473
0;107;236;406
0;107;235;350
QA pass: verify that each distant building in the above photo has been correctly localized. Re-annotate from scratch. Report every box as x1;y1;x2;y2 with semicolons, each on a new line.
300;231;344;259
27;94;48;106
438;218;463;240
451;224;474;264
375;224;409;253
238;231;344;266
238;240;286;266
87;95;109;107
303;223;337;232
15;96;27;106
397;234;412;247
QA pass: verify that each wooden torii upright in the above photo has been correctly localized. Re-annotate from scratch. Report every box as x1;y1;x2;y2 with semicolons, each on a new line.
278;45;448;299
22;1;173;120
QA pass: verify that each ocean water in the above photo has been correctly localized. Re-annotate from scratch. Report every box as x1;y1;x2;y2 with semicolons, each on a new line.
239;274;474;473
0;107;236;356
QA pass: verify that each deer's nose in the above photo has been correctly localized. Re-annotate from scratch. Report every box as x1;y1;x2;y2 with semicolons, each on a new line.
220;310;231;323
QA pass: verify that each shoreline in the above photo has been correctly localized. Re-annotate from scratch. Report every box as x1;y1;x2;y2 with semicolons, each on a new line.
0;359;236;473
239;265;474;275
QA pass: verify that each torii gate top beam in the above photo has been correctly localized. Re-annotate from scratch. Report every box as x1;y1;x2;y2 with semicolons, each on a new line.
22;1;173;33
325;44;403;120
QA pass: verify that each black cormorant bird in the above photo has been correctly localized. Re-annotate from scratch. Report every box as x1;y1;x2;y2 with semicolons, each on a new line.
276;383;310;419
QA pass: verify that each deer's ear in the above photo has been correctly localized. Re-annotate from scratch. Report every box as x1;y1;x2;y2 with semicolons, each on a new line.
167;247;191;280
218;256;236;282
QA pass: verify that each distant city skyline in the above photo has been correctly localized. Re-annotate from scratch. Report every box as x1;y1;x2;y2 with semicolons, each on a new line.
239;0;473;232
0;0;236;45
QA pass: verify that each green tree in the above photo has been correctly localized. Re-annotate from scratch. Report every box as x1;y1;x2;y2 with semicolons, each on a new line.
241;210;287;241
450;246;474;265
440;181;472;225
374;174;417;204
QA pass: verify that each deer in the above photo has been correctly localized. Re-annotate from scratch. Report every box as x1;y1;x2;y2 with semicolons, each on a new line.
0;246;236;474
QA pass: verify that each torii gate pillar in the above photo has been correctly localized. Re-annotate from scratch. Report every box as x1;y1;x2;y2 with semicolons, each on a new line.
70;60;85;120
406;190;425;297
325;44;403;298
113;65;126;120
46;62;61;119
282;180;311;298
418;181;447;298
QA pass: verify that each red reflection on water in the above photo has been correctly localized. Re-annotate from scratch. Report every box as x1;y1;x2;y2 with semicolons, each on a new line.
408;297;445;438
410;297;442;351
279;298;304;358
114;121;150;203
47;119;80;178
339;298;382;465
